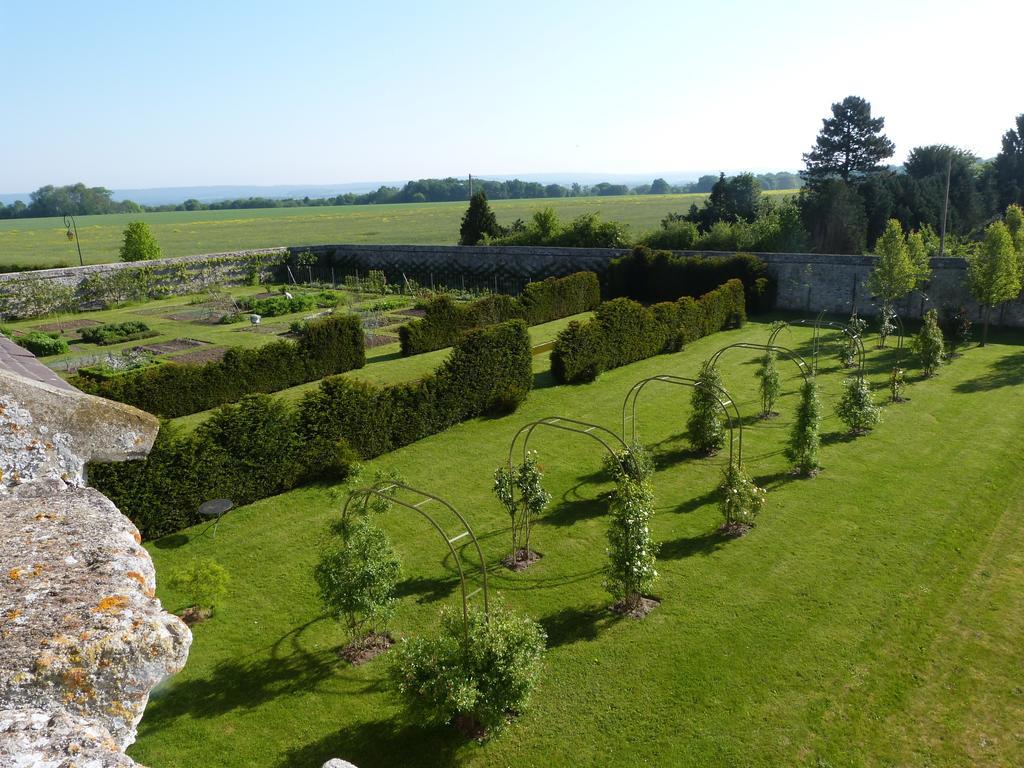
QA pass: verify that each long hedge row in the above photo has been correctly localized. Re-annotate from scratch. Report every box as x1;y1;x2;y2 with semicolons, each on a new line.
606;246;774;312
71;313;365;418
89;320;533;540
550;278;746;384
399;271;600;356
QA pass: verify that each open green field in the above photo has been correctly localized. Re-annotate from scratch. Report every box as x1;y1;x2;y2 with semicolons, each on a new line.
0;191;792;269
129;318;1024;768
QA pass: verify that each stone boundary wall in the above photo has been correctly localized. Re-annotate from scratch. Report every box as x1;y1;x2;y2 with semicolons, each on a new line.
5;243;1024;327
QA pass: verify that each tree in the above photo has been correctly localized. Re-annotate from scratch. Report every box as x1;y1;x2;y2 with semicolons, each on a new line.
802;96;895;183
966;221;1021;345
315;516;402;642
687;362;726;455
994;114;1024;207
458;192;500;245
756;350;781;418
1006;204;1024;259
687;173;761;230
650;178;671;194
786;377;821;476
119;221;162;262
835;377;880;434
604;445;658;614
798;179;867;254
906;229;931;286
913;309;944;377
867;219;916;346
168;558;229;621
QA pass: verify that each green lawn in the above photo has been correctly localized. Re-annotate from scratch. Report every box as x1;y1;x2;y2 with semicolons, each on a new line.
0;191;791;269
128;318;1024;768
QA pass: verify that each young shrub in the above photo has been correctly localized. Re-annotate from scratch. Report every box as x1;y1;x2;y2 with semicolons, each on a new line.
889;366;906;403
913;308;944;376
168;558;229;623
755;350;781;418
687;362;726;455
550;319;605;383
389;603;546;737
786;377;821;476
119;221;163;262
604;457;659;616
493;452;550;568
718;461;766;534
835;377;881;434
14;331;68;357
315;516;402;658
940;306;972;358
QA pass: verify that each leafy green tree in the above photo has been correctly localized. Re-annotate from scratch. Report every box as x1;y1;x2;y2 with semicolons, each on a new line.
389;603;546;736
458;192;500;245
1006;203;1024;265
756;350;781;418
966;221;1021;345
994;114;1024;207
798;178;867;254
906;229;931;286
687;362;726;455
649;178;671;194
835;377;880;434
802;96;895;183
118;221;162;261
786;377;821;476
315;516;402;641
867;219;916;346
913;309;944;377
493;452;550;565
687;173;762;230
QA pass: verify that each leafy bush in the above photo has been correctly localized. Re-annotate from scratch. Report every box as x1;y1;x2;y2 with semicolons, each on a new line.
606;245;774;313
91;321;532;540
168;558;229;611
79;320;156;345
72;313;365;418
836;377;881;434
940;305;972;356
687;362;727;455
119;221;162;262
14;331;68;356
241;294;318;317
315;517;402;640
913;308;944;376
389;603;546;736
786;377;821;476
756;350;781;417
399;272;599;356
550;279;745;384
718;462;767;530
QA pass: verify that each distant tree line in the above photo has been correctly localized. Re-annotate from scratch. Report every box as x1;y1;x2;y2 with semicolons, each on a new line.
0;174;804;220
459;101;1024;257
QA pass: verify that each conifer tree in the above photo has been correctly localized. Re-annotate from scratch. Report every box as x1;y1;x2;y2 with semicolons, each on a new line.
786;377;821;476
687;362;726;455
459;191;500;245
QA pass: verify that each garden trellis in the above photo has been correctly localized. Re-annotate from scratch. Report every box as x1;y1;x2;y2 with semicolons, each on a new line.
621;375;743;465
768;316;866;375
341;481;489;635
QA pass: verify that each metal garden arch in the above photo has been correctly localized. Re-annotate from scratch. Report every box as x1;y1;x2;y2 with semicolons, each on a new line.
341;481;489;635
768;317;866;375
621;375;743;466
505;416;630;558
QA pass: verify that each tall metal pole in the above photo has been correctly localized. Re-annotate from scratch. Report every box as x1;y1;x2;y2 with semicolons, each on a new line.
469;173;473;197
939;153;952;258
63;214;84;266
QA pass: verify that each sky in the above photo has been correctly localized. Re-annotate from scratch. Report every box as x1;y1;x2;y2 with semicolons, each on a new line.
2;0;1022;192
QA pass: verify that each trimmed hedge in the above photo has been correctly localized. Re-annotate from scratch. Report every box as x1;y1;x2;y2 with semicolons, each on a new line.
606;245;774;312
550;279;746;384
399;271;600;356
89;320;533;540
71;313;365;418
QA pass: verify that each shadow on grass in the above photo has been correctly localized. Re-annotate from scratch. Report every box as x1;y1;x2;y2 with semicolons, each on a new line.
540;604;613;648
544;492;607;527
954;351;1024;393
394;575;459;605
658;529;730;560
366;350;403;364
821;430;858;446
532;368;558;390
273;716;463;768
152;533;189;549
667;489;718;515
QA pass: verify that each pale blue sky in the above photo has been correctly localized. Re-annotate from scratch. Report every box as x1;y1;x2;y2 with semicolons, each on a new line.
2;0;1021;191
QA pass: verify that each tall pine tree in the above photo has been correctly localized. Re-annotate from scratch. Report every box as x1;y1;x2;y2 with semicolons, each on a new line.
802;96;895;183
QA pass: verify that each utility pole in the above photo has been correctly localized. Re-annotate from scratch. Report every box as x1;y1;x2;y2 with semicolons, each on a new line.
939;152;952;258
469;173;473;197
